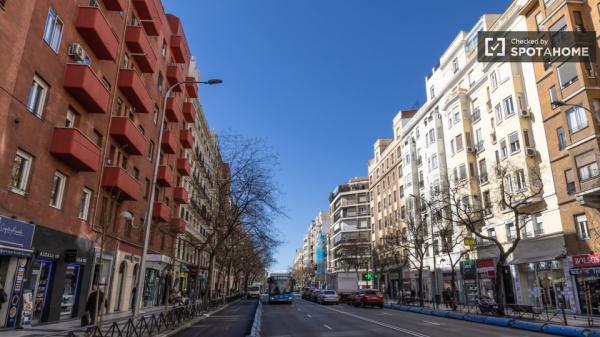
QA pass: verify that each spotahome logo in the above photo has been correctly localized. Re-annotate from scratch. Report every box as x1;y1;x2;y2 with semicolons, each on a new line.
477;31;597;63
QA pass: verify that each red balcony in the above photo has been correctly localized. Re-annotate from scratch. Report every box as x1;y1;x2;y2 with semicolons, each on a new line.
125;26;156;73
182;102;196;123
171;218;186;234
75;7;118;61
152;202;170;222
166;65;183;91
132;0;160;36
102;166;141;201
109;116;146;155
49;128;101;172
185;77;198;98
161;130;177;154
118;69;152;114
169;35;189;65
173;187;189;204
102;0;125;11
64;64;110;114
176;158;191;176
157;165;173;187
165;97;180;122
180;129;193;149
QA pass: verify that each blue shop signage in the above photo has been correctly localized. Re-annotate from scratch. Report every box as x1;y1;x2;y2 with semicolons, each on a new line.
0;216;35;252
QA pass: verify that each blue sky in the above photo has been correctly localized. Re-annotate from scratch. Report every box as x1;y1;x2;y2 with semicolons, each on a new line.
162;0;512;272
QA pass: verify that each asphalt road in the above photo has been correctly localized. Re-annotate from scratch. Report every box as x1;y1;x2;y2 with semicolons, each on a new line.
262;299;550;337
171;299;256;337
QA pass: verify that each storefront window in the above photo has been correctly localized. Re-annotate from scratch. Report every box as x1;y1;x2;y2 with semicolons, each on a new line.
60;264;80;319
31;260;53;323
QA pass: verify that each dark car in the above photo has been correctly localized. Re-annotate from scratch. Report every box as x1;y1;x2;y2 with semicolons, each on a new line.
301;287;311;299
351;289;384;308
311;290;321;302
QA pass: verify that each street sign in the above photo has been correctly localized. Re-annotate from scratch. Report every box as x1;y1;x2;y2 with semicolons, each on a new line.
464;237;476;246
363;272;372;281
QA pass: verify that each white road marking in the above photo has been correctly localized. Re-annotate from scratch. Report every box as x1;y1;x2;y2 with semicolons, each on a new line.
309;302;431;337
323;324;332;330
307;314;312;318
422;320;441;326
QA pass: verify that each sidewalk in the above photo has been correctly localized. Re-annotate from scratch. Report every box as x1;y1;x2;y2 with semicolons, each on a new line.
384;297;599;329
0;305;169;337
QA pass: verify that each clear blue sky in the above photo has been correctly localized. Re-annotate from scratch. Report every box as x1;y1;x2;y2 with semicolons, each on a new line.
162;0;512;272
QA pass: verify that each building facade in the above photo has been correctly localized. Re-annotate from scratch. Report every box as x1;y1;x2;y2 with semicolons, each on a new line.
0;0;213;326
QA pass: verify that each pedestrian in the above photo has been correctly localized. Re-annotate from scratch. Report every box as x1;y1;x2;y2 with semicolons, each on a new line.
131;286;137;313
84;285;106;326
442;288;450;308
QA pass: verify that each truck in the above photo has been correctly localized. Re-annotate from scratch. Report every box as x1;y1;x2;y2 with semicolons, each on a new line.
247;282;262;299
326;272;358;302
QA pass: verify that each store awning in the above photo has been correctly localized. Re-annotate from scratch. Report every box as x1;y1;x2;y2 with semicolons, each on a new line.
509;235;566;265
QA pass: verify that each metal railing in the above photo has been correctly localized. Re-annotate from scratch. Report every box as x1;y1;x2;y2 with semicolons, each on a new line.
61;294;244;337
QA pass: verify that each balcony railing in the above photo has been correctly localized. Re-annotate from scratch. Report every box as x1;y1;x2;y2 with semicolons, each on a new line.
165;97;180;122
157;165;173;187
180;129;193;149
167;65;184;91
49;128;101;172
118;69;152;113
185;77;198;98
125;25;157;73
161;131;177;154
152;202;170;222
101;166;141;200
109;116;146;155
75;6;118;60
132;0;159;36
173;186;189;204
182;102;196;123
64;64;110;114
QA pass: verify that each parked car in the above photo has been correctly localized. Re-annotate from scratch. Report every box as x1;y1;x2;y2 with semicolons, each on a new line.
310;290;321;302
301;287;312;299
317;290;339;304
351;289;384;308
347;291;360;305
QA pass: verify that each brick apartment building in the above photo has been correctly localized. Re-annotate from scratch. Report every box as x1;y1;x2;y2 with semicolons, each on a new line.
0;0;205;327
520;0;600;314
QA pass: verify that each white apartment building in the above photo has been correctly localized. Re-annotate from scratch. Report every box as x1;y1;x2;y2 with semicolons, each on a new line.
328;177;371;288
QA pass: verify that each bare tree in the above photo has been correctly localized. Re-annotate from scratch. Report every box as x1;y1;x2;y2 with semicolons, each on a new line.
198;133;283;308
383;197;431;307
434;162;544;314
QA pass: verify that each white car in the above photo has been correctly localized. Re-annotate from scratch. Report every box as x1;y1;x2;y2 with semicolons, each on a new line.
317;290;339;304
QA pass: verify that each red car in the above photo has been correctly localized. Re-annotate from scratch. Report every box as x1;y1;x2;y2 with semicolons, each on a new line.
351;289;384;308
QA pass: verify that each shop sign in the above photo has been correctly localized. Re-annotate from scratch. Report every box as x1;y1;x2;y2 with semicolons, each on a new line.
464;237;476;246
5;257;27;328
36;250;60;260
389;273;399;280
570;267;600;276
0;216;35;249
460;260;476;280
572;254;600;268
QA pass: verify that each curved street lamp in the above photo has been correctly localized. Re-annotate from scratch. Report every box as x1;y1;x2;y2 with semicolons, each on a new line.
551;100;594;114
133;78;222;318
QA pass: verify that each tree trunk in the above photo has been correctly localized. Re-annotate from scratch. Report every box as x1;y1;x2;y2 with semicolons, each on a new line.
450;265;457;310
203;253;215;309
494;258;507;315
417;266;424;307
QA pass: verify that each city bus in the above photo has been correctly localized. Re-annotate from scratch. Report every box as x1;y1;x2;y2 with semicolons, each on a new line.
267;272;294;304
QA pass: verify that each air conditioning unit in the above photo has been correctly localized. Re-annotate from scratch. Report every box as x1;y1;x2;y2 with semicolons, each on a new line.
466;147;477;153
520;109;530;118
68;43;87;62
525;147;536;157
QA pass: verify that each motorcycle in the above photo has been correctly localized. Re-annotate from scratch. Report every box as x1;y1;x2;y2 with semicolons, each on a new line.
476;296;497;315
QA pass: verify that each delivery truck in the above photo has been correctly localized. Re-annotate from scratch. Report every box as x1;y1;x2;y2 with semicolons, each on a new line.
326;272;358;302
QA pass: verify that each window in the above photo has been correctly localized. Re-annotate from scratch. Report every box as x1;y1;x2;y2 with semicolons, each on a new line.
161;40;167;57
143;178;150;199
506;221;516;241
549;86;558;106
148;141;154;161
472;106;481;121
535;12;544;32
458;164;467;180
455;134;463;152
566;106;587;133
503;96;515;117
468;70;475;85
576;151;599;181
494;104;503;123
43;7;63;52
157;71;164;92
515;169;526;190
504;174;513;193
26;75;48;117
556;127;566;150
557;62;578;88
65;109;76;127
430;86;435;99
565;169;576;195
500;139;508;158
475;128;483;149
575;214;590;240
533;213;544;236
49;171;67;209
452;58;459;73
430;154;438;170
497;63;510;82
508;132;520;153
490;71;498;89
9;150;33;194
479;159;488;182
544;0;556;8
453;111;460;123
487;227;496;239
450;139;455;155
79;188;92;220
92;129;103;147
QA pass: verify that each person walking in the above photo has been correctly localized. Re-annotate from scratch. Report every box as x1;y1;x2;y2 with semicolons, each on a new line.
84;285;106;326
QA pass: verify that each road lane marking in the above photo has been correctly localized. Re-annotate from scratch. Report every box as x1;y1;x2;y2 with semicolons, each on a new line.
323;324;332;330
307;314;312;318
310;303;431;337
422;320;440;325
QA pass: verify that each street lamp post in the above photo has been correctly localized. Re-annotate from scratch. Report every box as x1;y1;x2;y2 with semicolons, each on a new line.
133;78;222;318
551;100;594;114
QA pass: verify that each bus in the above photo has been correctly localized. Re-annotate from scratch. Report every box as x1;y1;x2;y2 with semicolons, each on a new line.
267;272;294;304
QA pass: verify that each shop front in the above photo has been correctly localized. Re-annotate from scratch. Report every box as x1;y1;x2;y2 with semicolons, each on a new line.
570;253;600;315
23;226;94;325
476;258;496;299
0;215;35;328
107;251;140;313
143;254;172;308
460;259;478;305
